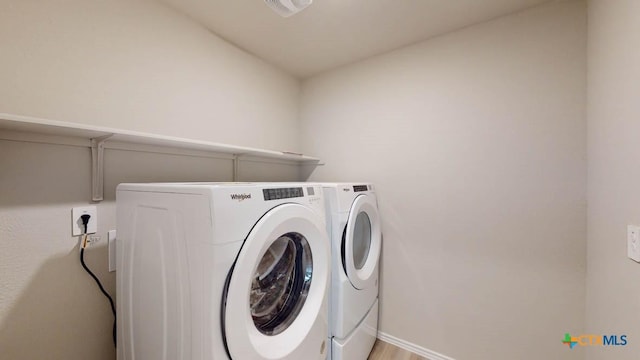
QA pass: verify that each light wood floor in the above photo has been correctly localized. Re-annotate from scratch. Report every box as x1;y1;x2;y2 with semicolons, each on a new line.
368;340;427;360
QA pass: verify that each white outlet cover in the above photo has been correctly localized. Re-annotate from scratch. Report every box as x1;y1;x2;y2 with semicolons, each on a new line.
627;225;640;262
72;206;97;236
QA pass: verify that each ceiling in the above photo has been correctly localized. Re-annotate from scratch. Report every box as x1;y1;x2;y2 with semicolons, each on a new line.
159;0;552;78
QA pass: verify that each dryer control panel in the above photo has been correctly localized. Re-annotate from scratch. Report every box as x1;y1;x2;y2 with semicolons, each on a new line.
262;186;323;207
352;185;370;192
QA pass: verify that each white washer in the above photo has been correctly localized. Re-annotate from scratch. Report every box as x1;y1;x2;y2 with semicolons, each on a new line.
322;183;382;360
116;182;330;360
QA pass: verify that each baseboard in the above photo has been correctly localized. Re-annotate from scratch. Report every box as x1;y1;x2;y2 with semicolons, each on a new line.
376;331;456;360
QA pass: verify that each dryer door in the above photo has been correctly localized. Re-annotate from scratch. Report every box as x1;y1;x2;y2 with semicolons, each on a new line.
343;194;382;290
223;203;330;360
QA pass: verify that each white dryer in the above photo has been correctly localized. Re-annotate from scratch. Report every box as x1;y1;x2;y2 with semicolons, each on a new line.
116;182;330;360
322;183;382;360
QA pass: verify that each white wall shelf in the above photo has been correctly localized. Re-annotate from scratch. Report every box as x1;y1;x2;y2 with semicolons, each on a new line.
0;113;321;201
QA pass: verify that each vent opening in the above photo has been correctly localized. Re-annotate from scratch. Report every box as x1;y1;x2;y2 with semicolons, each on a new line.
264;0;313;17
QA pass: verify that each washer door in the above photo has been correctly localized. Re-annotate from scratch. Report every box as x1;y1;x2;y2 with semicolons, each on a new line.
343;194;382;290
223;203;330;360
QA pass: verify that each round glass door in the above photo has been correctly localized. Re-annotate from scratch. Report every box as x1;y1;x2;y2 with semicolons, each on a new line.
250;232;313;336
352;212;372;270
343;194;381;290
223;203;330;360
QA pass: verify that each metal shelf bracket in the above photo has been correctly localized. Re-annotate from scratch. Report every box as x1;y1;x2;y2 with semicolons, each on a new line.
232;154;239;182
91;134;113;202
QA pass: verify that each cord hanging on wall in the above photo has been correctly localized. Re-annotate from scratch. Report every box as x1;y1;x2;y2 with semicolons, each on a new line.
78;215;117;347
264;0;312;17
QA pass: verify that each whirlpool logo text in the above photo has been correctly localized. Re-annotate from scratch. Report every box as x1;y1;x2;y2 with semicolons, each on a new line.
230;193;251;201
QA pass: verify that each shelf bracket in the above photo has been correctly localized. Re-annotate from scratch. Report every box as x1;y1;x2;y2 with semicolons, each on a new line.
91;134;113;202
232;154;239;182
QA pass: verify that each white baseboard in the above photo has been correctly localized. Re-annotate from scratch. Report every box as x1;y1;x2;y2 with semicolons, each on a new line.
376;331;456;360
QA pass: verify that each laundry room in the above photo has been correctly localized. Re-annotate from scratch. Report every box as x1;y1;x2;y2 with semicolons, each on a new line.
0;0;637;359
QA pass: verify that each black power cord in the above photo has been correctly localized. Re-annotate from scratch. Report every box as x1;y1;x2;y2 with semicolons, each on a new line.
79;214;117;347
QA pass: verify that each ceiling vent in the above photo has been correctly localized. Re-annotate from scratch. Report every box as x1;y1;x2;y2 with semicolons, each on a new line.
264;0;313;17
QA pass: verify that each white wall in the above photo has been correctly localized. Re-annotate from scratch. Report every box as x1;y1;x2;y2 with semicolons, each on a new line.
0;1;301;359
300;1;587;359
586;1;640;359
0;0;300;152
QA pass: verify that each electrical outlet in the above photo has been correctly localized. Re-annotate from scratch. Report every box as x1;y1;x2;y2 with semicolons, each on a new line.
87;235;101;246
72;206;97;235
